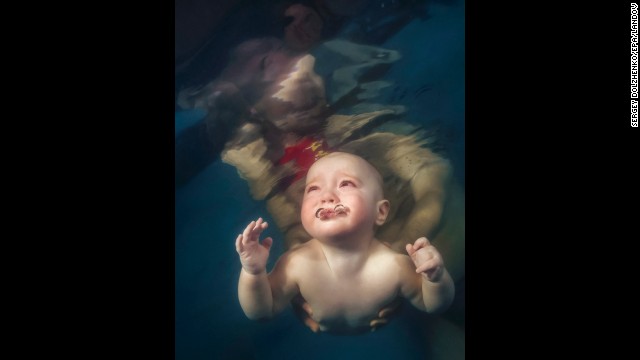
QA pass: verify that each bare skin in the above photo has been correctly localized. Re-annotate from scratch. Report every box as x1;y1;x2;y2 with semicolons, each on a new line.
236;153;454;333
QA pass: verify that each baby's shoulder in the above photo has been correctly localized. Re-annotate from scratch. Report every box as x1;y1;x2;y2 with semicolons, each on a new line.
371;242;415;271
371;241;405;260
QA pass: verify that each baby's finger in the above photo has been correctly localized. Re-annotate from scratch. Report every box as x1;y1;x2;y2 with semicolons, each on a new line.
252;218;269;235
235;234;243;253
242;221;257;239
262;237;273;251
406;243;415;256
415;257;442;274
243;221;265;245
413;237;430;250
415;262;434;274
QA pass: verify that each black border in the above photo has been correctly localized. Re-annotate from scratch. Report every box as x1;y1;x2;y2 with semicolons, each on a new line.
48;2;176;358
465;2;635;356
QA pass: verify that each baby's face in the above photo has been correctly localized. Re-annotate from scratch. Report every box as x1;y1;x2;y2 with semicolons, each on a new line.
301;153;388;240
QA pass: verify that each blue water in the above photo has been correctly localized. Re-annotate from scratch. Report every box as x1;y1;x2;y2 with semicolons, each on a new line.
175;1;465;359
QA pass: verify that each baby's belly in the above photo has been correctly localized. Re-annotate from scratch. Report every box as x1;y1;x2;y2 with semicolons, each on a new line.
300;284;400;333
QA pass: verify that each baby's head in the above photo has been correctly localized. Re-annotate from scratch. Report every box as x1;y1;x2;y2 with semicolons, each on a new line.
300;152;390;240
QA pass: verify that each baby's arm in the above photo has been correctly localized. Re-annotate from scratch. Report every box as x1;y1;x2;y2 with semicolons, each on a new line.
400;237;455;314
236;218;298;320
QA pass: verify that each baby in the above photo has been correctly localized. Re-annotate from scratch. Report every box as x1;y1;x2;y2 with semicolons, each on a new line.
235;152;455;333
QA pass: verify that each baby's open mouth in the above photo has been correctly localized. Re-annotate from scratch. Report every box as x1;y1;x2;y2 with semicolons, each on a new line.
315;204;348;219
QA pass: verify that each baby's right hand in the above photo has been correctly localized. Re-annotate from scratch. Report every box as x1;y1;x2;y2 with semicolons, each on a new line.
235;218;273;275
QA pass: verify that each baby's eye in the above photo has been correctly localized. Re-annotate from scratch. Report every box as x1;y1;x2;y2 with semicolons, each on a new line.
306;185;319;193
340;180;355;188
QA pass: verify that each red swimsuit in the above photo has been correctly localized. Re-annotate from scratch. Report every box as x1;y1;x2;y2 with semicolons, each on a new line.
277;136;331;186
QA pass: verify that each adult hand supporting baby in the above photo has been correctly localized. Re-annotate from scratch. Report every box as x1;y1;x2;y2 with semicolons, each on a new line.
291;294;402;333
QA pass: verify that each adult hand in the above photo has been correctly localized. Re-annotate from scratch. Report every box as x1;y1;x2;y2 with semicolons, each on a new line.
291;294;402;332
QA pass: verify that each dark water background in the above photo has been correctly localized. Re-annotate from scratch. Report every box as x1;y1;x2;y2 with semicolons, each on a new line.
175;0;464;358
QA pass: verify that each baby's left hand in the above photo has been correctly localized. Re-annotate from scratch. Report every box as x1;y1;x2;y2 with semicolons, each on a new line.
406;237;444;282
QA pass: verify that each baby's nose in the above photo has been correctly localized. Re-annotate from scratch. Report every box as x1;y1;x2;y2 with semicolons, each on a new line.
320;190;337;203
